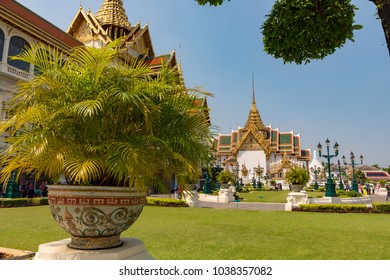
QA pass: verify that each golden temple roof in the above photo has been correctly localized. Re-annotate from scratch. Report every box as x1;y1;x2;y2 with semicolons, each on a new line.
243;77;266;132
95;0;131;31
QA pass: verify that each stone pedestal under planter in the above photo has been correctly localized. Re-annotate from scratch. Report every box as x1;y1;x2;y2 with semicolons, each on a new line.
219;186;236;203
285;191;309;211
33;238;154;260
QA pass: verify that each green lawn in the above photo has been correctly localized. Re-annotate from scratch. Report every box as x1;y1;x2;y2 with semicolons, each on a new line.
1;205;390;260
238;190;326;203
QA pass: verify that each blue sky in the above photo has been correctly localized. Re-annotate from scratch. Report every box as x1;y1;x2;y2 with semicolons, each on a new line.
17;0;390;167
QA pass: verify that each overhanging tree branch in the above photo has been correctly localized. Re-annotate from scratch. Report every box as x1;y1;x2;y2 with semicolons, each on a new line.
369;0;390;56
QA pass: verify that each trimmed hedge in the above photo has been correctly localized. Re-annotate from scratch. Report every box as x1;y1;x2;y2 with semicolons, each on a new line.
0;197;188;208
336;190;362;197
145;197;188;207
0;197;49;208
372;203;390;213
296;204;368;213
297;203;390;214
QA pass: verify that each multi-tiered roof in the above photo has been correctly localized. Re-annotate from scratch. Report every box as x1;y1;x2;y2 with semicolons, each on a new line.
214;90;310;164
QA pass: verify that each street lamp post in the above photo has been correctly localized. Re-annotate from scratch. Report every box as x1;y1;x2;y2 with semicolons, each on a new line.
337;160;344;190
203;169;212;194
255;164;263;189
235;163;240;190
215;159;221;190
310;165;321;190
342;152;363;192
317;139;339;197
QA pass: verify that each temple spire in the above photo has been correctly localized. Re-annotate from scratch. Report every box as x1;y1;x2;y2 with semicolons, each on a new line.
95;0;131;40
244;75;266;131
252;73;255;104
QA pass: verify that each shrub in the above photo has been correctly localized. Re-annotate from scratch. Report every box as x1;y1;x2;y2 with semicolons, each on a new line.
216;171;235;184
0;197;49;208
337;190;347;197
145;197;188;207
239;187;251;193
372;203;390;213
285;167;310;185
340;190;362;197
297;204;368;213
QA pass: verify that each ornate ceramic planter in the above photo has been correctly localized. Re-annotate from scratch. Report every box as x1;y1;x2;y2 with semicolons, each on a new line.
48;185;145;250
291;184;304;192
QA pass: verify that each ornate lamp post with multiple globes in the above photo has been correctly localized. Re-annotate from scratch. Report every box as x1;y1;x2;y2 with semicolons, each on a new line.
235;163;241;190
317;139;339;197
214;158;222;190
255;164;264;189
342;152;363;192
337;160;344;190
310;165;321;190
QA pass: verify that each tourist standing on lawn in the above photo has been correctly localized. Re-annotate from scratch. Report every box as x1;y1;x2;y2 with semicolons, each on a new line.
19;181;27;198
27;183;35;198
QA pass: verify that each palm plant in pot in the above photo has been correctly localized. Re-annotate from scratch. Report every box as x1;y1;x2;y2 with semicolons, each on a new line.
216;170;235;188
285;167;310;192
0;43;212;249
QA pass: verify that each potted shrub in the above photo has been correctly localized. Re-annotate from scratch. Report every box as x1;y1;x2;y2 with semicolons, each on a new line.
216;170;235;188
285;167;310;192
0;43;211;249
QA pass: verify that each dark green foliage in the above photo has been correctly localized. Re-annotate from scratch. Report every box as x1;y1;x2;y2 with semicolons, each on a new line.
0;197;186;208
261;0;359;64
298;202;390;213
196;0;228;6
354;170;367;184
297;203;368;212
0;197;48;208
285;167;310;184
216;170;235;184
145;197;188;207
372;202;390;213
337;190;362;197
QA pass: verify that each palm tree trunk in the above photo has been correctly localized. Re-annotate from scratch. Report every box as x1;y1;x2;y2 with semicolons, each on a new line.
370;0;390;56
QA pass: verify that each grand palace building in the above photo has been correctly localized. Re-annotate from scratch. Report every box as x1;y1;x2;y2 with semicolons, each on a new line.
212;84;311;187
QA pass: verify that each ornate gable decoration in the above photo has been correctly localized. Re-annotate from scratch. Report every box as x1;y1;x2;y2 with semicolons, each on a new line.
233;86;271;158
233;123;271;158
67;7;111;45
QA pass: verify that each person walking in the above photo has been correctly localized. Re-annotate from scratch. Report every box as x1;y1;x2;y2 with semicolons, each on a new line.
386;186;390;202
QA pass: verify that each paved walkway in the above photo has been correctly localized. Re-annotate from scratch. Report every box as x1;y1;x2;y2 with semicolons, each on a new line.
150;193;388;211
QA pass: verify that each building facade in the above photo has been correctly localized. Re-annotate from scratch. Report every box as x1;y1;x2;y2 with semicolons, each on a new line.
213;88;311;187
0;0;82;122
0;0;189;120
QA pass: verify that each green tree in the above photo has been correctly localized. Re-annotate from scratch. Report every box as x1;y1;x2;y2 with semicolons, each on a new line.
196;0;390;64
378;179;388;187
382;165;390;173
354;169;367;185
0;42;212;191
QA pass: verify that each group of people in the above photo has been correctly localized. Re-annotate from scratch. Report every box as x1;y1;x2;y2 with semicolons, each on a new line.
19;181;48;198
